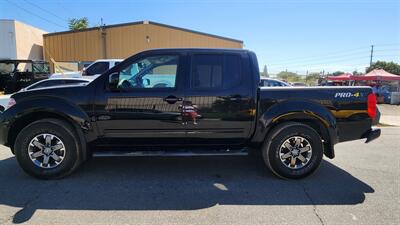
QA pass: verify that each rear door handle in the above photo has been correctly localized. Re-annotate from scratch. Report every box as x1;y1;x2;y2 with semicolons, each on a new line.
163;95;182;104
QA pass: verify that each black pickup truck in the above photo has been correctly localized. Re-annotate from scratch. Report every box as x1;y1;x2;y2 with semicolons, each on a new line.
0;48;380;179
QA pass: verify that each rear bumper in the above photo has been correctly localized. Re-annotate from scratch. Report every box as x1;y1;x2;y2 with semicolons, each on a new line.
363;128;381;143
337;119;373;142
0;112;8;146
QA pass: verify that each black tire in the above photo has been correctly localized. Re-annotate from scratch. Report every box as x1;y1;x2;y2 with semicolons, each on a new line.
262;122;323;179
14;118;81;179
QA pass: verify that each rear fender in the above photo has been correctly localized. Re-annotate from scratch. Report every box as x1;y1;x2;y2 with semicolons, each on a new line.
251;100;337;158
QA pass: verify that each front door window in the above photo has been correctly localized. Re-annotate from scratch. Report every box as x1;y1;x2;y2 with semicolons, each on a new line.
118;55;178;90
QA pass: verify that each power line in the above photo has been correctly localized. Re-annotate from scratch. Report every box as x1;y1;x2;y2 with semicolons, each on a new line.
270;56;372;70
373;54;400;58
267;45;399;65
270;63;369;73
5;0;67;29
268;51;370;66
269;54;399;73
268;46;367;63
373;43;400;47
270;53;372;67
266;46;399;73
373;49;400;52
22;0;67;23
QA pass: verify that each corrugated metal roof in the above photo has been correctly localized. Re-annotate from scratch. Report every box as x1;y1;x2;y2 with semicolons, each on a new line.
43;21;243;43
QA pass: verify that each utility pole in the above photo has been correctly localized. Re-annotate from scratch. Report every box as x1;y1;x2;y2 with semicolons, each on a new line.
262;65;269;77
100;18;107;59
305;70;308;84
370;45;374;66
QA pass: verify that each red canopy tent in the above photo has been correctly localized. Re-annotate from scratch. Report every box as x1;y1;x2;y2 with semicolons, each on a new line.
327;73;353;81
352;69;400;81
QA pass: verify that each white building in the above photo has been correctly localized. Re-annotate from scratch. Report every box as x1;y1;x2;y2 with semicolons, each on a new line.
0;19;47;60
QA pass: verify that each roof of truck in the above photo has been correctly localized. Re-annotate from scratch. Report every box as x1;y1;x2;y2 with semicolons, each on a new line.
138;48;251;54
93;59;123;62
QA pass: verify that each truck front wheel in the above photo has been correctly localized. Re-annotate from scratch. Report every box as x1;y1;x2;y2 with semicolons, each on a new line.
262;122;323;179
14;119;81;179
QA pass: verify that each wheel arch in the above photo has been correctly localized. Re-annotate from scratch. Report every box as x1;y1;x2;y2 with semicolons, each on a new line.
251;100;337;159
5;97;90;161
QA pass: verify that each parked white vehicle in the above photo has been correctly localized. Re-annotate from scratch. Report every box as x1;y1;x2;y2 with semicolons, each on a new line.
0;78;91;110
50;59;122;79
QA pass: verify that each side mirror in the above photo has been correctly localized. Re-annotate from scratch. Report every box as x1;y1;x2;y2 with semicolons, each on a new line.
108;72;119;91
82;68;87;76
143;78;150;87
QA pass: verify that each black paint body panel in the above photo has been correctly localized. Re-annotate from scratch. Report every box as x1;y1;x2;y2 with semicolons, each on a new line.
0;48;378;158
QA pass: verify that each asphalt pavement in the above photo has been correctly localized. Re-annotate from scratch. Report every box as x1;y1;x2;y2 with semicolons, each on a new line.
0;127;399;225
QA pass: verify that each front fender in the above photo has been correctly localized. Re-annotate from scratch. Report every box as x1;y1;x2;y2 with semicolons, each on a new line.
3;96;90;129
1;96;92;160
251;100;338;158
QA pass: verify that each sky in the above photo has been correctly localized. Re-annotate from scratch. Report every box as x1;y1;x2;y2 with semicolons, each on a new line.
1;0;399;75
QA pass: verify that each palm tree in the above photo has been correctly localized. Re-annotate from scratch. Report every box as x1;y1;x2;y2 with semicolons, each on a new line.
68;17;89;30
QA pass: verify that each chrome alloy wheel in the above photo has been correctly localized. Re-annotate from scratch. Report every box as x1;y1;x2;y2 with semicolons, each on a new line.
279;136;312;169
28;133;66;169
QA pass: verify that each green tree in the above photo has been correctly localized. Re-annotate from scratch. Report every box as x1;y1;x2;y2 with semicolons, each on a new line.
305;72;320;85
68;17;89;30
331;71;344;76
366;61;400;75
276;71;301;82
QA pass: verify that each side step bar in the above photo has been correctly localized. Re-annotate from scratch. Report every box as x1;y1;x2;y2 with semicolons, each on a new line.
92;149;249;157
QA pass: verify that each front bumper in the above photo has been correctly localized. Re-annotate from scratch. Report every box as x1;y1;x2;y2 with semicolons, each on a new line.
363;128;381;143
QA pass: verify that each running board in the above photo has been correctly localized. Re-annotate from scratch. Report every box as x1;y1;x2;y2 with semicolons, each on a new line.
92;148;249;157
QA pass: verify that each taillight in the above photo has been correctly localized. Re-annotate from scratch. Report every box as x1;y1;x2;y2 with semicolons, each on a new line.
7;98;16;109
367;93;377;119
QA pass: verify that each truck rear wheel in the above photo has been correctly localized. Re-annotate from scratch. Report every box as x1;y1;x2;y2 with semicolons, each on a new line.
262;122;323;179
14;118;81;179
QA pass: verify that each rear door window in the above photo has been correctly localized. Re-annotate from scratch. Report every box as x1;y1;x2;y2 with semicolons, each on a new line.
190;54;241;89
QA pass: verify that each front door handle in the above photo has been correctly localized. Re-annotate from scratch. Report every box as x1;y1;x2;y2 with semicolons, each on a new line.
163;95;182;104
229;95;249;101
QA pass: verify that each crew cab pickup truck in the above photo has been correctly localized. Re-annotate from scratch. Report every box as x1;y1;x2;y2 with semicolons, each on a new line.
0;48;380;179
